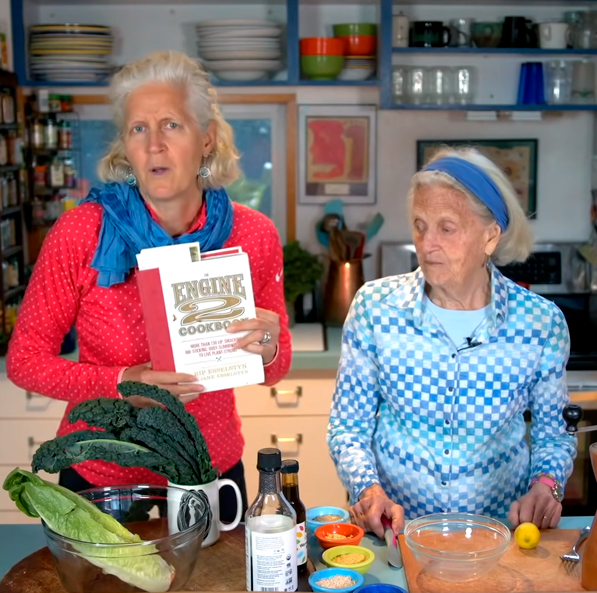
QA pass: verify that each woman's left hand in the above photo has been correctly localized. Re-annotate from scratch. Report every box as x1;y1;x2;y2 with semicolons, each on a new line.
508;482;562;530
227;307;280;365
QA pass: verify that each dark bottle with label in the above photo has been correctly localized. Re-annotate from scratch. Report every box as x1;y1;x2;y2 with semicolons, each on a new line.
281;459;308;574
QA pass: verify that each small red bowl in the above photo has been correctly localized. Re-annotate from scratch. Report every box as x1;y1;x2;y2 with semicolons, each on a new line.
300;37;345;56
337;34;377;56
315;523;365;549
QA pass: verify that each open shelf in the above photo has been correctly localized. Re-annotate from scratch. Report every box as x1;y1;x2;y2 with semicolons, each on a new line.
392;47;597;55
387;103;597;110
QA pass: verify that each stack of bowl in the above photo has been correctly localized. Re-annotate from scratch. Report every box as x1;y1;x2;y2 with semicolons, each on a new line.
300;37;345;80
333;23;377;81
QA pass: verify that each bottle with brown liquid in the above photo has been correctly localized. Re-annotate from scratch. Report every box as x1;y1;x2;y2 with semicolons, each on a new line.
581;443;597;590
281;459;308;574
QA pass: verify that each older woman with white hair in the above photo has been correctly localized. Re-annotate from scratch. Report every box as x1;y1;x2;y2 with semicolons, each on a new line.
7;50;291;517
327;147;576;538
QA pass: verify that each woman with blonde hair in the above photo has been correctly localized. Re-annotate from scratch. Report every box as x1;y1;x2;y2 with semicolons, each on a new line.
328;147;576;538
7;50;291;517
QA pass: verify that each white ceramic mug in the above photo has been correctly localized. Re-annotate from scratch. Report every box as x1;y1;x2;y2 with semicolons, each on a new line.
168;478;242;547
539;22;569;49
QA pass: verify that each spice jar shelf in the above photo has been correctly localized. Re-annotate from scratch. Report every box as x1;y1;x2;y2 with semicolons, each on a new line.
2;245;22;259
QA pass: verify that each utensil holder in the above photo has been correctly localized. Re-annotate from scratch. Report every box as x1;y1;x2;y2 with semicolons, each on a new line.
324;258;366;327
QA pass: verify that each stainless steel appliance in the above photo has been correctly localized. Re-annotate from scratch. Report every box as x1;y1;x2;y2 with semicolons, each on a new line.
379;241;597;515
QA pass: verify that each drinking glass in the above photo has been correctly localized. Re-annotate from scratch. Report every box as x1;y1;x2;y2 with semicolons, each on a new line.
452;66;476;105
544;60;573;104
392;65;410;104
407;66;428;104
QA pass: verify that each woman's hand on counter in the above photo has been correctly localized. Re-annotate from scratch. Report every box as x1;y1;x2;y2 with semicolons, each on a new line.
508;482;562;529
349;483;405;538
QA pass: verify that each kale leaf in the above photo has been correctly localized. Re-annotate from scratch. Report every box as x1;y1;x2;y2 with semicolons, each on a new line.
33;435;179;483
68;398;139;438
118;381;216;483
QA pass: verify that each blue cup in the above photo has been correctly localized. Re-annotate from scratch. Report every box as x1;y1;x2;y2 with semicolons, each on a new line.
517;62;546;105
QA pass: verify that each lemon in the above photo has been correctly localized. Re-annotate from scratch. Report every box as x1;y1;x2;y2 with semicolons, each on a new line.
514;522;541;549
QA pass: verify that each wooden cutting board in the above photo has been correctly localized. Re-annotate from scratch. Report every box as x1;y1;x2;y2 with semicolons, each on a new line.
0;525;314;593
399;529;587;593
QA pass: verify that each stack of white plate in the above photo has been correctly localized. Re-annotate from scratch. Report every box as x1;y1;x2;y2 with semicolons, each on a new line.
29;24;113;83
196;19;283;82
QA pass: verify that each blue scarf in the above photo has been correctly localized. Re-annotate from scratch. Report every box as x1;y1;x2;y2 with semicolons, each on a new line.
83;182;234;287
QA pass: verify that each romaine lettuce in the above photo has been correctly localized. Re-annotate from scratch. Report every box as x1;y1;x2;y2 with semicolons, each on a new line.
3;468;174;593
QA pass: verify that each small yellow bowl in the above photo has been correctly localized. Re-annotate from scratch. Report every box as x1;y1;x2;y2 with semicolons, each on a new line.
322;545;375;574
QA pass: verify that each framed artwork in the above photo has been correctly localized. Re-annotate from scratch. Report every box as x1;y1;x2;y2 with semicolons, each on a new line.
416;139;538;218
69;93;298;241
298;105;376;205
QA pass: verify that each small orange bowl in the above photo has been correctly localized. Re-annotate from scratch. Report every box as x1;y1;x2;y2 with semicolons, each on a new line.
337;34;377;56
300;36;345;56
315;523;365;549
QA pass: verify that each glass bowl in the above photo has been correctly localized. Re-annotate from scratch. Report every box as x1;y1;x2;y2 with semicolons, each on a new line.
403;512;510;582
42;484;211;593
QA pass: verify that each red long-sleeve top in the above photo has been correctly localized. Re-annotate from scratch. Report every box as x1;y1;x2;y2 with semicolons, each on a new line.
7;200;291;485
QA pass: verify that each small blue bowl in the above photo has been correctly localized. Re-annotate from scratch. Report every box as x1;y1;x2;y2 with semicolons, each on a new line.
306;506;351;534
309;567;364;593
355;586;408;593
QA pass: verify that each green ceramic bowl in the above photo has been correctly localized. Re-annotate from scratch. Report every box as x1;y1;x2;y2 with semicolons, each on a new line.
301;55;344;80
332;23;377;36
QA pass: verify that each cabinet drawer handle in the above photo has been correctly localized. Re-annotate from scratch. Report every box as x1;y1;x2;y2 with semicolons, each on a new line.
25;391;51;411
27;436;46;459
271;433;303;454
270;386;302;407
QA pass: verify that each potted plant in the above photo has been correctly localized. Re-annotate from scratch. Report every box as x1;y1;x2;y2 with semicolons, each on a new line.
283;241;324;327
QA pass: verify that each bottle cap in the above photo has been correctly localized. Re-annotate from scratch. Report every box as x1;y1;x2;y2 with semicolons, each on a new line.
281;459;299;474
257;448;281;472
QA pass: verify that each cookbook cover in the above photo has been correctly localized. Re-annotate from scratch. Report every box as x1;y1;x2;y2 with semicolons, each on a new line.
136;243;265;392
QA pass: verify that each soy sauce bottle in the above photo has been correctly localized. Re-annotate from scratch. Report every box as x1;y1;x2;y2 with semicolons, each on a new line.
281;459;308;574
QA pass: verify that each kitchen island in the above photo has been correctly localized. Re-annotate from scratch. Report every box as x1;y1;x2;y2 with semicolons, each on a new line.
0;517;592;590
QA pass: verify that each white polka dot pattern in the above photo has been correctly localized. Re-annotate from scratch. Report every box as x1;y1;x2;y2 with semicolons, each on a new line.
7;201;291;485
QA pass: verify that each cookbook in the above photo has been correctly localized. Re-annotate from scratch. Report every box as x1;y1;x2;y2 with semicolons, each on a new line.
136;242;264;392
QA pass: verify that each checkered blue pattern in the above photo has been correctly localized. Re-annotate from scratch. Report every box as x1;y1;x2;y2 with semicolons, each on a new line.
327;265;577;520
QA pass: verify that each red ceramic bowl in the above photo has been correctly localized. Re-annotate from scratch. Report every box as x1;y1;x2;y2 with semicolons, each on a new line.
300;37;345;56
315;523;365;549
337;34;377;56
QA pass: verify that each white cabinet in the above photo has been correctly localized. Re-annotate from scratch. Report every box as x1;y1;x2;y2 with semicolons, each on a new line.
236;375;348;509
0;377;65;524
0;373;347;522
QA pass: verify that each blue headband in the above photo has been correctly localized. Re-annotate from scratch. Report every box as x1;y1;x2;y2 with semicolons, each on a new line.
423;157;509;231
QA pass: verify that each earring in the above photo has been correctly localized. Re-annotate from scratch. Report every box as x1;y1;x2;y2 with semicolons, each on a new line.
199;157;212;179
124;168;137;187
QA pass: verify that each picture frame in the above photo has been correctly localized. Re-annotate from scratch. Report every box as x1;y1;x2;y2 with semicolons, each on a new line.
298;104;377;205
416;139;538;218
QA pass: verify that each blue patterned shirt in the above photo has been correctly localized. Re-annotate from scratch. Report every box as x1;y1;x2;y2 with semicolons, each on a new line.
327;265;577;520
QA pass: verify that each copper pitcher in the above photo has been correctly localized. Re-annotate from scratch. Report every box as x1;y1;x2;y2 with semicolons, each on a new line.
324;258;366;327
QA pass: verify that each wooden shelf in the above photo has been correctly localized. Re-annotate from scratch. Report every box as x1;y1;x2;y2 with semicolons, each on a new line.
3;285;25;300
1;206;21;217
0;165;19;174
1;245;22;259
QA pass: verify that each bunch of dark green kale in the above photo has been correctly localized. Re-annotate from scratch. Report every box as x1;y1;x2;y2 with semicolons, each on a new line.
32;381;217;486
